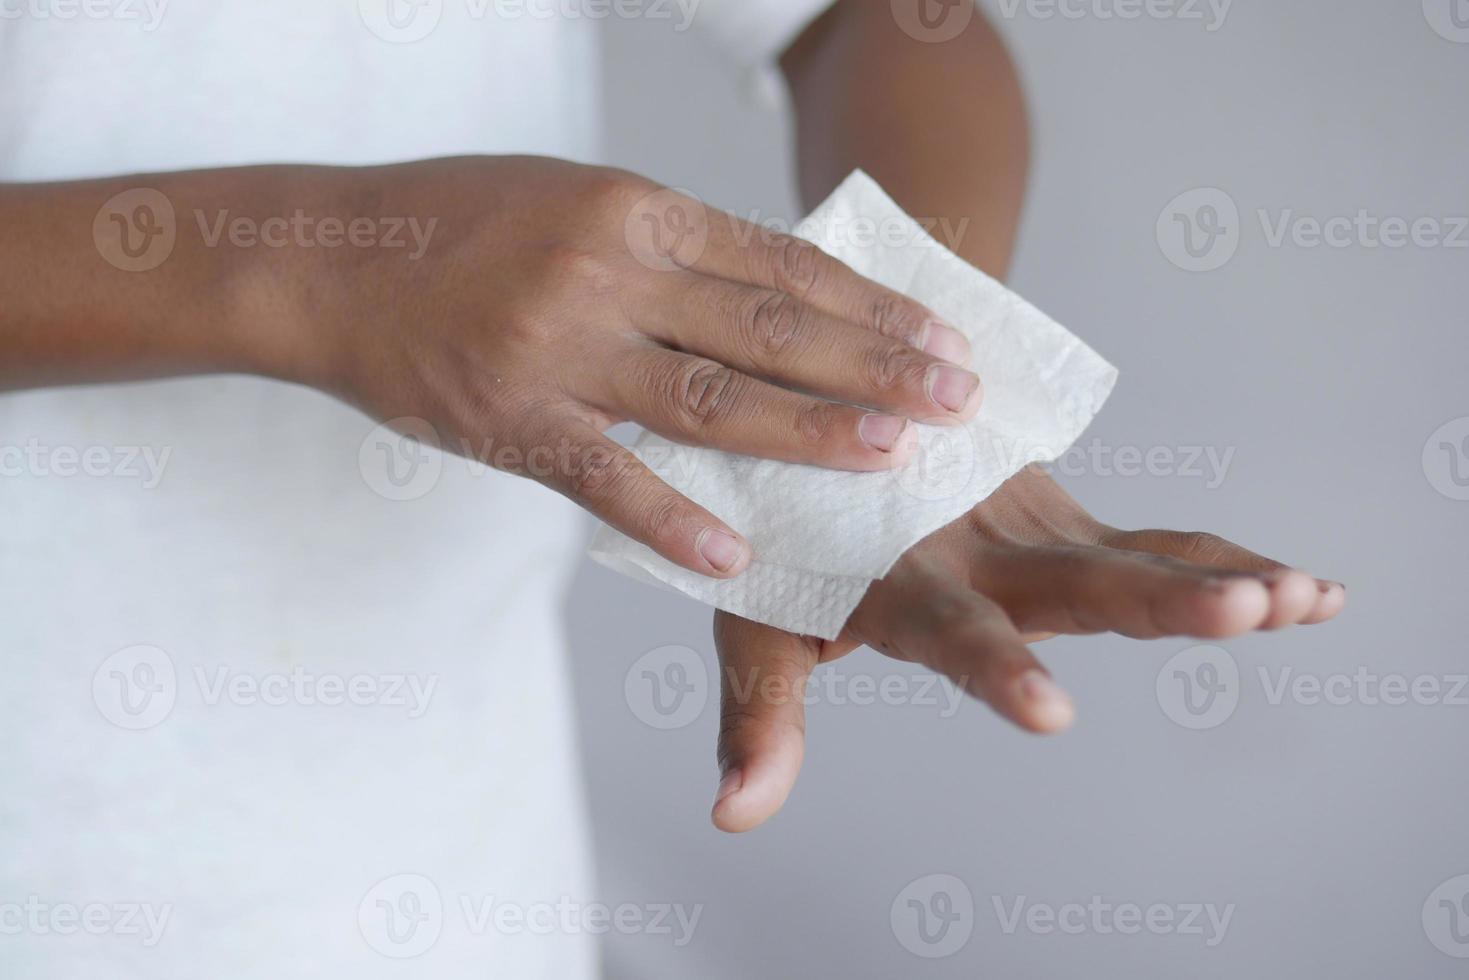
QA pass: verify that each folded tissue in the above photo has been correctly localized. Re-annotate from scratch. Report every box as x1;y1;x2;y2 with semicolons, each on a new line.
590;170;1117;640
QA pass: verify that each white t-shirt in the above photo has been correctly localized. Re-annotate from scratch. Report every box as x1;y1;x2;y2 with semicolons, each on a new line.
0;1;831;976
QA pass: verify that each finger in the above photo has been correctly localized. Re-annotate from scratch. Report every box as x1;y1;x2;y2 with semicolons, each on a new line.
621;185;972;361
532;418;751;578
851;560;1074;734
598;346;920;471
710;612;819;833
1102;528;1342;628
634;272;982;423
1302;580;1347;625
697;221;974;363
972;544;1273;640
1106;528;1334;627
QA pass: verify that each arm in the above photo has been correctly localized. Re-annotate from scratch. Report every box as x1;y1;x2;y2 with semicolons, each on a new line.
0;170;290;390
708;2;1344;832
780;0;1031;277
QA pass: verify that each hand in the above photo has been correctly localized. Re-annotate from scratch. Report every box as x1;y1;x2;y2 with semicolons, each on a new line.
709;466;1345;831
279;156;981;578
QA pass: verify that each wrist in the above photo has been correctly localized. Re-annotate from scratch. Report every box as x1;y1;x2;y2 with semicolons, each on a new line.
192;165;345;390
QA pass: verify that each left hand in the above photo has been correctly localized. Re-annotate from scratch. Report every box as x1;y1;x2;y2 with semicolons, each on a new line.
709;465;1345;832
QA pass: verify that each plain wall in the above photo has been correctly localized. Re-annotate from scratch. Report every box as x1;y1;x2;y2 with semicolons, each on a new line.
571;2;1469;976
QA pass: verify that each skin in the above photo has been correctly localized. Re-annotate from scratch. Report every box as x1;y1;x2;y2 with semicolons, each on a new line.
0;156;982;578
0;0;1342;832
709;0;1346;833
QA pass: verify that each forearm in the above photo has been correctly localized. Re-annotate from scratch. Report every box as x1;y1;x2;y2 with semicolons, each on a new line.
0;167;314;392
781;0;1031;278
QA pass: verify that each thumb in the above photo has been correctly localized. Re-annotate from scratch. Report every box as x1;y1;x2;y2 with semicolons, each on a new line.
710;612;821;833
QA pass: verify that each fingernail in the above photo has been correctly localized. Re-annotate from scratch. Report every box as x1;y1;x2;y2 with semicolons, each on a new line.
1318;580;1345;594
858;413;910;453
1016;670;1075;728
926;364;981;414
920;319;971;366
714;768;743;808
697;528;746;573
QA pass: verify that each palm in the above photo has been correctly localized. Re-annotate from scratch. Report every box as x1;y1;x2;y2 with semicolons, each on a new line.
708;464;1343;832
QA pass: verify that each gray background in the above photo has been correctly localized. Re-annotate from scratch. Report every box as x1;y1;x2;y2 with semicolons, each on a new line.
571;1;1469;976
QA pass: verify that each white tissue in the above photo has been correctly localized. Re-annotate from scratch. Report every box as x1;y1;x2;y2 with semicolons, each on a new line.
590;171;1118;640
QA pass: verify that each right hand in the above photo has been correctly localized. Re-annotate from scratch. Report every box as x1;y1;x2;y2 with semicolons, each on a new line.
273;156;982;577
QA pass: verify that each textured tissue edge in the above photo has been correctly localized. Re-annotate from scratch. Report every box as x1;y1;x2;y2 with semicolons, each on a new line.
589;171;1118;640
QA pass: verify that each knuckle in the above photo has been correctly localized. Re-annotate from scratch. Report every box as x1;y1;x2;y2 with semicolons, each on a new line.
868;293;926;345
1174;531;1231;563
714;707;760;769
568;444;635;501
761;233;822;297
637;490;689;550
904;582;973;642
1050;546;1094;580
675;361;740;428
501;309;555;351
794;401;837;446
717;707;761;747
542;242;618;295
744;290;808;358
716;705;805;765
865;343;928;392
930;598;979;637
581;167;645;211
1139;590;1173;639
460;381;530;435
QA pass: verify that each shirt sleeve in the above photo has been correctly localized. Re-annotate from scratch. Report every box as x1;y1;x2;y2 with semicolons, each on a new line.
690;0;839;102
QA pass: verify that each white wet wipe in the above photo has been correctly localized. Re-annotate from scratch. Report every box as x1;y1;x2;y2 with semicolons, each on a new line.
590;171;1118;639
